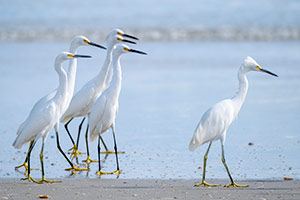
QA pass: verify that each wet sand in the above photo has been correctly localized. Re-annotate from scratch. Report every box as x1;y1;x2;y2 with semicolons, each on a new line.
0;179;299;200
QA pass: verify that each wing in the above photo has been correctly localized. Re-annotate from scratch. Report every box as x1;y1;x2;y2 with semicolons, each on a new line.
61;80;97;123
17;90;56;135
13;103;56;149
88;95;107;142
189;99;235;151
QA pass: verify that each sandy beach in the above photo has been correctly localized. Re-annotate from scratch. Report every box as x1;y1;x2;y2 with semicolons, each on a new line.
0;179;299;200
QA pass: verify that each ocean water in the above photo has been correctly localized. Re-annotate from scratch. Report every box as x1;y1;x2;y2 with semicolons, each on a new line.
0;1;299;181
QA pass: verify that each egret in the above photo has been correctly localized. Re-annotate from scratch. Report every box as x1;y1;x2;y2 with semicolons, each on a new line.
88;43;147;175
13;52;92;183
189;56;278;187
61;29;137;163
15;36;106;173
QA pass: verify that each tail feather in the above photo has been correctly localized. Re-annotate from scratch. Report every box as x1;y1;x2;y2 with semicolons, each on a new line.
13;134;25;149
60;114;72;124
189;136;199;151
89;126;98;142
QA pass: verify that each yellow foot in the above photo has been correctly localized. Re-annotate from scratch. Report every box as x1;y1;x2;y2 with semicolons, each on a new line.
96;170;114;176
82;156;98;164
68;145;85;160
113;169;122;175
194;180;220;187
15;162;38;175
65;165;89;172
41;177;61;183
225;182;249;188
100;151;125;154
21;175;41;184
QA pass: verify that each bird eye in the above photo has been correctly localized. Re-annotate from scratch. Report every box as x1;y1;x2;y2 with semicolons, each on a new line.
83;39;90;43
67;54;74;58
117;38;122;41
117;32;123;36
124;47;130;51
256;66;262;70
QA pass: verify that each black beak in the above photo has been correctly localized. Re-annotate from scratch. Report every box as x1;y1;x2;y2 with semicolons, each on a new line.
123;33;139;40
73;54;92;58
260;68;278;77
122;39;136;45
88;42;107;50
128;49;147;55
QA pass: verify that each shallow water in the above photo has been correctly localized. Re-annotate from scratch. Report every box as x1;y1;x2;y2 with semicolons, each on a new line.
0;40;299;180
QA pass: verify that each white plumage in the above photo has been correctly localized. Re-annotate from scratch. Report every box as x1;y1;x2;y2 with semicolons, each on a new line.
189;56;278;187
88;43;147;175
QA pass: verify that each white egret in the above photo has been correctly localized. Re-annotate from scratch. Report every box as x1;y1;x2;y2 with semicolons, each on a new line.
61;29;137;163
15;36;106;173
13;52;92;183
189;56;278;187
88;43;147;175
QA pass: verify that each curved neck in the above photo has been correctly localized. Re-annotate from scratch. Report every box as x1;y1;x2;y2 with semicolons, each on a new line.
94;46;114;88
108;52;122;99
67;44;78;96
54;59;68;104
232;67;249;111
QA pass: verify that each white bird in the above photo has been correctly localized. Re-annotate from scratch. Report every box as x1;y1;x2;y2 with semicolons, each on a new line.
13;52;92;183
189;56;278;187
15;36;106;173
61;29;137;163
88;43;147;175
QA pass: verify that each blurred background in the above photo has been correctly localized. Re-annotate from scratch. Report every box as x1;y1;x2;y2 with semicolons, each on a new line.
0;0;299;180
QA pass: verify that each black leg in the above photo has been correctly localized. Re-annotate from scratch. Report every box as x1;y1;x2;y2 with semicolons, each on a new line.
55;130;74;167
98;135;101;172
111;128;120;171
64;118;75;145
100;137;109;152
27;140;37;177
85;124;90;157
76;117;86;150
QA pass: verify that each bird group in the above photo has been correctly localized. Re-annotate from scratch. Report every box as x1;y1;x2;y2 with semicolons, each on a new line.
13;29;147;183
13;28;278;187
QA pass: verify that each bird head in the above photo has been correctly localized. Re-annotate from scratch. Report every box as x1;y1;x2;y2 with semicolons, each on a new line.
243;56;278;77
112;43;147;56
106;28;139;42
57;52;92;62
71;36;106;50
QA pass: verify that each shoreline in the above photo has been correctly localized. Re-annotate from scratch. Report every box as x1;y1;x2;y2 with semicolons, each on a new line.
1;178;299;200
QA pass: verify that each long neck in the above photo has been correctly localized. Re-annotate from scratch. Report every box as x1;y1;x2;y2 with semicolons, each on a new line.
53;59;68;106
67;44;78;96
94;45;114;88
232;67;249;112
107;53;122;100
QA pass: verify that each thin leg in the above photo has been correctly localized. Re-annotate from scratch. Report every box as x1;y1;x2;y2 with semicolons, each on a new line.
111;127;121;175
76;117;86;150
15;140;38;175
99;133;125;155
82;124;98;164
96;134;113;176
195;142;220;187
55;130;88;172
221;144;248;188
21;140;40;183
64;118;75;145
70;117;86;162
40;139;60;183
98;136;101;172
100;137;109;152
